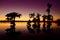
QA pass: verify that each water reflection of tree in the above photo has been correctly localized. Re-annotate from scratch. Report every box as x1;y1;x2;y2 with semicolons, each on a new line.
42;3;53;33
27;3;54;34
5;12;21;40
27;13;41;33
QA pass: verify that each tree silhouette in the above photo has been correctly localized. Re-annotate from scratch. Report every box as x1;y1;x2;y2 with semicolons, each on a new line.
36;13;41;21
29;13;35;18
5;12;22;39
56;19;60;26
6;12;21;21
46;3;52;15
27;13;41;33
42;3;53;33
42;15;47;32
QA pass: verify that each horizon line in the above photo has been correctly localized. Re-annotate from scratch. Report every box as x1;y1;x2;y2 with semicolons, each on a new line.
0;20;58;23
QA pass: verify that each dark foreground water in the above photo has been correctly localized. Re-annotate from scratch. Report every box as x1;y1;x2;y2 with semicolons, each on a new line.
0;22;60;40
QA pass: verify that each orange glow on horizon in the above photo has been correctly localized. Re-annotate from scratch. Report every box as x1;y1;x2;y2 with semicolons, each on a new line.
0;14;60;21
0;22;59;32
0;16;59;21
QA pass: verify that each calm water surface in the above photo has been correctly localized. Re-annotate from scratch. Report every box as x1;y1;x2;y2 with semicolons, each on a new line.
0;22;60;34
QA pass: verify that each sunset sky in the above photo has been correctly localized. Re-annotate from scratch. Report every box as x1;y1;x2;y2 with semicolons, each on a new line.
0;0;60;21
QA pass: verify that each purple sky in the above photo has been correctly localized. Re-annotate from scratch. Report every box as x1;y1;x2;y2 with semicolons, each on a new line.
0;0;60;20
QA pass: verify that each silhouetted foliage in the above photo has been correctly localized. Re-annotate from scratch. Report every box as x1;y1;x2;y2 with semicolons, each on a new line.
6;12;21;21
29;13;35;18
56;19;60;26
27;13;41;33
42;3;53;33
5;12;21;40
46;3;52;14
